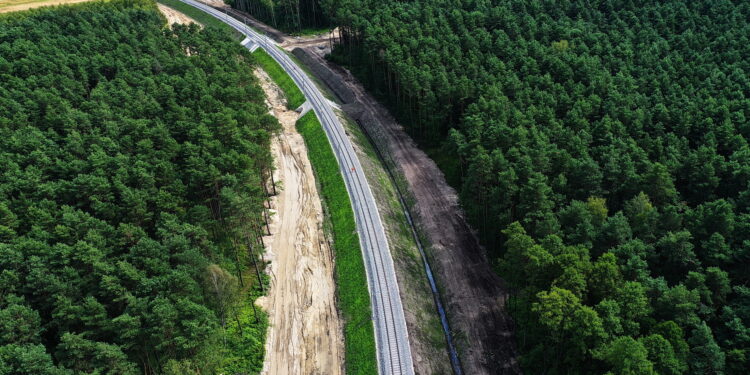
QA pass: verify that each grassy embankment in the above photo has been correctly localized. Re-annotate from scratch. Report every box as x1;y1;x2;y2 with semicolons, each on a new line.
252;48;306;109
254;43;377;373
296;111;377;375
157;0;242;39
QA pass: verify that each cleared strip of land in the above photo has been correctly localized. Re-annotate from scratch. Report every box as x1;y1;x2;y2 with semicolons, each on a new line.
157;0;241;39
296;110;377;374
157;3;198;26
253;67;344;375
0;0;95;13
250;47;376;374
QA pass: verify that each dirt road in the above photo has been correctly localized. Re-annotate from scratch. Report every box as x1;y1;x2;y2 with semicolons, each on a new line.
297;46;522;374
253;68;344;375
199;0;225;7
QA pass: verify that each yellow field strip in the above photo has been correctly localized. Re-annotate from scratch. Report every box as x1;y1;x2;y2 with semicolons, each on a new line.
0;0;96;13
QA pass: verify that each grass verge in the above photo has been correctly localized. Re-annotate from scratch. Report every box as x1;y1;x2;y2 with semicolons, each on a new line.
252;48;306;109
297;111;377;375
157;0;242;39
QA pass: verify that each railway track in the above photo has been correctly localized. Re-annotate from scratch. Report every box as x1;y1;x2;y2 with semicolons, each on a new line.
175;1;416;373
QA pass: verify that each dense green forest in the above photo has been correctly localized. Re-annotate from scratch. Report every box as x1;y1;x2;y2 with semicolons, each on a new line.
0;1;277;373
322;0;750;373
227;0;329;34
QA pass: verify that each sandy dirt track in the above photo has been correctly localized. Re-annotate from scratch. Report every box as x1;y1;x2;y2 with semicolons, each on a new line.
157;3;199;26
253;68;344;375
0;0;93;13
198;0;225;7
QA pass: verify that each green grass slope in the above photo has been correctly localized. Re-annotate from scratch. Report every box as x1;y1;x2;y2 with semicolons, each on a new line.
252;48;306;109
296;111;377;375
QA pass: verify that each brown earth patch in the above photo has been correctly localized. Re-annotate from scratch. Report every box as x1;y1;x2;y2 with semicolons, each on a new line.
157;3;199;27
253;68;344;375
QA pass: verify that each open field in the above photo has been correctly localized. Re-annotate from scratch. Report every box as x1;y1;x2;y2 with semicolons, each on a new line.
0;0;95;13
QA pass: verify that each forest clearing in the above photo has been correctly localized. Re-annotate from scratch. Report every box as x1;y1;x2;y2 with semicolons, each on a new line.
157;2;197;26
252;67;344;375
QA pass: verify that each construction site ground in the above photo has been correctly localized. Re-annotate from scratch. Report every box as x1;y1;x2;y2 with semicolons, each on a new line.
253;68;345;375
158;3;199;26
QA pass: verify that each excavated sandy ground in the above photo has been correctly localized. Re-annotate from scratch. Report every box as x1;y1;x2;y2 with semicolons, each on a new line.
157;3;199;26
0;0;93;13
199;0;225;7
253;68;344;375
